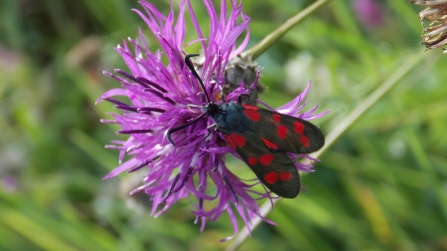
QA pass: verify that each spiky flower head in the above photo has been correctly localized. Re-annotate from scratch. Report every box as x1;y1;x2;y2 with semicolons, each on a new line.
410;0;447;52
97;0;327;240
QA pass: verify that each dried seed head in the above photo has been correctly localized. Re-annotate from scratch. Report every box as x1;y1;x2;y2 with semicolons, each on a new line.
192;54;264;105
223;55;264;105
411;0;447;52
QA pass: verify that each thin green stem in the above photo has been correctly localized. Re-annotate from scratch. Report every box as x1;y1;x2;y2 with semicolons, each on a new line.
243;0;333;60
315;54;428;156
226;52;430;251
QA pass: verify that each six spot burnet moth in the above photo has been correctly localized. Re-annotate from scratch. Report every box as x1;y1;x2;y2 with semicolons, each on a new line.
167;54;325;198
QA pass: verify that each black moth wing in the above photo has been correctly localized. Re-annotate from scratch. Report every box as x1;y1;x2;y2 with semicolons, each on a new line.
242;104;325;154
224;131;300;198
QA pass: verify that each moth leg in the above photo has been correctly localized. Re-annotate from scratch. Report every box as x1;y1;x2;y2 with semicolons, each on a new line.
219;84;227;103
207;123;216;130
186;104;202;112
203;123;216;140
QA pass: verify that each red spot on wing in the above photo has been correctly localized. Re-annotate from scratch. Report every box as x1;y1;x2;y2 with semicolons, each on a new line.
277;125;288;139
273;114;281;122
230;133;246;147
264;171;278;184
280;172;293;181
261;138;280;150
260;154;274;166
300;135;310;147
224;135;236;149
244;109;261;122
294;121;305;135
248;157;257;166
242;104;259;110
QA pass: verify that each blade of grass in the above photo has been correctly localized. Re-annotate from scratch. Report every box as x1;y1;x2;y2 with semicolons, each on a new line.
398;104;447;224
0;207;81;251
69;129;117;171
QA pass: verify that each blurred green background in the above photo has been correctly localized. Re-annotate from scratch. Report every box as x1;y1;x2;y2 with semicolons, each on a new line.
1;0;446;250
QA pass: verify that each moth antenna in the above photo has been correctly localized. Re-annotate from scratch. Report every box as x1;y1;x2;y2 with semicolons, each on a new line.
185;54;211;104
167;112;208;146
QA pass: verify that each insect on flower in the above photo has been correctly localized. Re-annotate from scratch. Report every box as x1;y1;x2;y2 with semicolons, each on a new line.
98;0;329;238
168;54;325;198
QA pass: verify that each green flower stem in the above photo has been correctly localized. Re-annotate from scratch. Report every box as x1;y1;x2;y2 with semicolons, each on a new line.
227;52;430;251
243;0;333;60
315;54;429;157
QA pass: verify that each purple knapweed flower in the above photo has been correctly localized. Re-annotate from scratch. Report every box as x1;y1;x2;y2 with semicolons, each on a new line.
97;0;327;241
